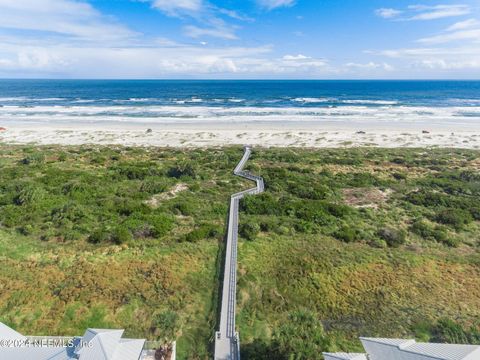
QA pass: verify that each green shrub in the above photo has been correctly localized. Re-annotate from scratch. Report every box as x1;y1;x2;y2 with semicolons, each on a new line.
241;193;280;216
185;223;221;242
289;183;331;200
411;219;433;239
13;184;45;206
50;203;86;224
62;180;87;195
406;190;455;208
148;214;173;238
152;310;180;341
439;235;460;248
18;224;34;236
377;227;406;247
411;220;455;246
168;161;197;178
239;222;260;241
91;156;106;165
334;225;359;243
393;172;407;180
88;228;110;244
430;319;480;344
114;163;161;180
63;229;82;241
117;200;150;216
322;202;352;218
173;201;195;216
122;217;152;239
20;153;45;165
345;172;379;187
140;179;169;194
273;310;331;359
111;226;132;244
435;208;473;229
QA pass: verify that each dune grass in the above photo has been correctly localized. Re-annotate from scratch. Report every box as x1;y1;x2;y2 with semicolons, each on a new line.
0;145;479;359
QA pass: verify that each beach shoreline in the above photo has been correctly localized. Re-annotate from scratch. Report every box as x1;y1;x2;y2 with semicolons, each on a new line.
1;122;480;148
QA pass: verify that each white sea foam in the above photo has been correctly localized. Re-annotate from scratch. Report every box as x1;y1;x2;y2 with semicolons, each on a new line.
0;104;479;127
113;98;158;103
0;97;28;101
292;97;332;103
0;97;66;102
342;100;398;105
73;99;97;103
447;99;480;105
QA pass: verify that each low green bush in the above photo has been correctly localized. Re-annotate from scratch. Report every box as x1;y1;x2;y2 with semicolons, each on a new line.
377;227;406;247
88;228;110;244
111;226;132;244
239;222;260;241
411;220;457;246
168;161;197;179
185;223;221;242
20;153;45;165
148;214;174;238
435;208;473;229
334;225;359;243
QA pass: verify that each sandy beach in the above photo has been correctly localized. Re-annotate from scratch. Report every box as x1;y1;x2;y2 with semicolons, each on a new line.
1;122;480;148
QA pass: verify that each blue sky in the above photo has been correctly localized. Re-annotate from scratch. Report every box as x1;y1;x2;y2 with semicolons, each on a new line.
0;0;479;79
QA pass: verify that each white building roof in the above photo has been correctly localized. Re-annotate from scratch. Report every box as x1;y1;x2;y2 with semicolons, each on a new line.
325;337;480;360
76;329;124;359
0;323;146;360
0;322;27;341
360;337;416;348
401;342;480;360
360;337;480;360
113;339;147;360
77;328;145;360
0;347;70;360
323;353;367;360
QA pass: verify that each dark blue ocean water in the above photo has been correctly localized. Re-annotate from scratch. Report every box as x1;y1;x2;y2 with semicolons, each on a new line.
0;80;479;125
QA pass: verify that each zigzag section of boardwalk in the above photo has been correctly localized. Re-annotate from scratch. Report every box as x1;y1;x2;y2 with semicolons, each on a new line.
214;146;264;360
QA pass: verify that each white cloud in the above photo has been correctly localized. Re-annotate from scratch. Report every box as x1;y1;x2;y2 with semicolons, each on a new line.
217;8;254;22
408;4;470;20
375;8;402;19
418;28;480;44
0;40;274;77
346;62;394;71
412;59;480;70
281;54;327;68
0;40;332;77
369;8;480;75
257;0;296;10
369;45;480;73
183;24;238;40
150;0;203;16
0;0;136;41
447;18;479;31
372;46;480;58
282;54;310;60
376;4;471;21
416;16;480;44
145;0;244;40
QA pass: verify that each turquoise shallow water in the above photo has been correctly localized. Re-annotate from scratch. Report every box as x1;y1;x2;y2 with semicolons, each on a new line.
0;80;479;125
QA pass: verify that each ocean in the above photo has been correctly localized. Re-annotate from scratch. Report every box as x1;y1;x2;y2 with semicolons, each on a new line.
0;80;479;126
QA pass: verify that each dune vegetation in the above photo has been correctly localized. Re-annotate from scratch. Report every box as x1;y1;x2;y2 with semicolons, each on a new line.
0;145;480;359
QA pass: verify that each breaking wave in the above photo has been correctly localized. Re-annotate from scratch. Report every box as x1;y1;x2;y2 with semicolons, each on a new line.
1;104;479;125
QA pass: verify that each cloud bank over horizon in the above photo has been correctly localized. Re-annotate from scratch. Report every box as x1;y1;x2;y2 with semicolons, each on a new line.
0;0;478;79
